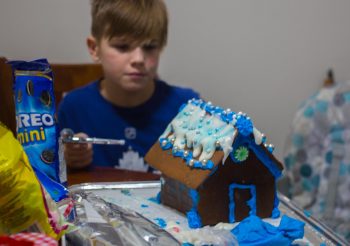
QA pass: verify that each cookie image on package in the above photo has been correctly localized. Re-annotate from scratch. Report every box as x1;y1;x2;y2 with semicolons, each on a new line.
40;90;51;107
26;80;34;96
41;149;55;164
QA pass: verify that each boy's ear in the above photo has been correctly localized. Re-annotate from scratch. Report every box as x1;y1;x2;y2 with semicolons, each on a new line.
87;36;100;63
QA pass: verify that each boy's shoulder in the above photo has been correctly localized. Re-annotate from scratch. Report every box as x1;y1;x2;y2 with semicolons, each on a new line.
157;80;200;100
59;80;99;107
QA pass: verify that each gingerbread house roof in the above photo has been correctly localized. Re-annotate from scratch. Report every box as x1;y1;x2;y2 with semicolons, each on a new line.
145;99;283;189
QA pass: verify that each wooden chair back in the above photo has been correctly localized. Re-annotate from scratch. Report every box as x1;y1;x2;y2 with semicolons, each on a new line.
52;63;103;105
0;57;16;134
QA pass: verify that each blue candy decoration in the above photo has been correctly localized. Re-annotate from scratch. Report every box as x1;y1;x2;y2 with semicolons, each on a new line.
235;115;253;136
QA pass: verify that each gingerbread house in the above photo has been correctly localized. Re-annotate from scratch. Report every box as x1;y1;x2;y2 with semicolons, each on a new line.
145;99;284;228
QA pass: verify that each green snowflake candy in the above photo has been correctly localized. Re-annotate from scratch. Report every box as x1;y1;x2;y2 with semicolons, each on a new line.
234;146;249;162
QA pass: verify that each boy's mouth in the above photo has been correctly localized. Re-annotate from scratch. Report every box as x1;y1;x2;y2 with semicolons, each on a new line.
126;72;147;79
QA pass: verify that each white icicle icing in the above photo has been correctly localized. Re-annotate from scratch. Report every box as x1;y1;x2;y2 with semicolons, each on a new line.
253;127;263;145
160;103;236;164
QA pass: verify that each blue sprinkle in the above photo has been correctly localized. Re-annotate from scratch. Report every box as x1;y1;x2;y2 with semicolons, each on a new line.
154;218;167;228
141;204;149;208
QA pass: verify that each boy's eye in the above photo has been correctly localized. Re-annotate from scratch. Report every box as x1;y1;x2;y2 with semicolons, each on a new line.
142;43;159;51
113;44;131;52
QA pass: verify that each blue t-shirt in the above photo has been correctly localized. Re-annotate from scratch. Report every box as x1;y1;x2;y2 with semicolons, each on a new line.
57;80;199;171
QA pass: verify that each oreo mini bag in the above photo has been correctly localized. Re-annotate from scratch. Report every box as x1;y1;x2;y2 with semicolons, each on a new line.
10;59;67;201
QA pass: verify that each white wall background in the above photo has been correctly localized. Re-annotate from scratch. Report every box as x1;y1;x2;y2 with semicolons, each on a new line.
1;0;350;160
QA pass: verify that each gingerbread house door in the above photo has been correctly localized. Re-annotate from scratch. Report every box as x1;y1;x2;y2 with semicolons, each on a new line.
228;183;257;222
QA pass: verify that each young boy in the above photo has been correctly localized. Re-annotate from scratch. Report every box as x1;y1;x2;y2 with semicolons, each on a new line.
58;0;200;172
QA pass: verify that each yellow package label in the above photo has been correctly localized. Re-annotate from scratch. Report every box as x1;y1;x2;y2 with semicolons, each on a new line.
0;123;61;239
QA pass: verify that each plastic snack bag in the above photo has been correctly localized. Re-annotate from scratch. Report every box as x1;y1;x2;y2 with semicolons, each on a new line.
9;59;67;202
0;123;68;240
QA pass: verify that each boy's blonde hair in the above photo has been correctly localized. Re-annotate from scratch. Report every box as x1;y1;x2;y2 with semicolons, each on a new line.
90;0;168;47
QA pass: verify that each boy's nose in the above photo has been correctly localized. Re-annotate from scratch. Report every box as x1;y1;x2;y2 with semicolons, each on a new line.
131;47;145;64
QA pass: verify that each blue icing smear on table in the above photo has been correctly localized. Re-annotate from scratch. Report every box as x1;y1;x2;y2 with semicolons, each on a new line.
154;218;167;228
231;215;305;246
148;191;161;204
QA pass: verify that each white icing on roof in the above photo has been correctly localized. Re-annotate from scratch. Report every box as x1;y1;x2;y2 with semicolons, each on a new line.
159;99;273;169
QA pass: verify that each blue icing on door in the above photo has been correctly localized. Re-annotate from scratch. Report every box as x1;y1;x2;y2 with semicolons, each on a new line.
229;183;257;223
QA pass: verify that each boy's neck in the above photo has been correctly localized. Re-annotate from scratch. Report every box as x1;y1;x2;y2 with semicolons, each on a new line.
99;79;156;108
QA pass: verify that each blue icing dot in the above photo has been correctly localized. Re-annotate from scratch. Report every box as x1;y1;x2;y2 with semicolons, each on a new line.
206;160;214;169
154;218;167;228
225;112;234;122
292;134;304;147
315;100;328;113
303;106;314;118
159;137;172;150
173;149;183;157
186;209;202;229
141;204;149;208
193;161;202;168
299;164;312;178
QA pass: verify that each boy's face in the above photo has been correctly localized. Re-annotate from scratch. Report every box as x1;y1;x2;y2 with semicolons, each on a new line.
88;35;162;92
